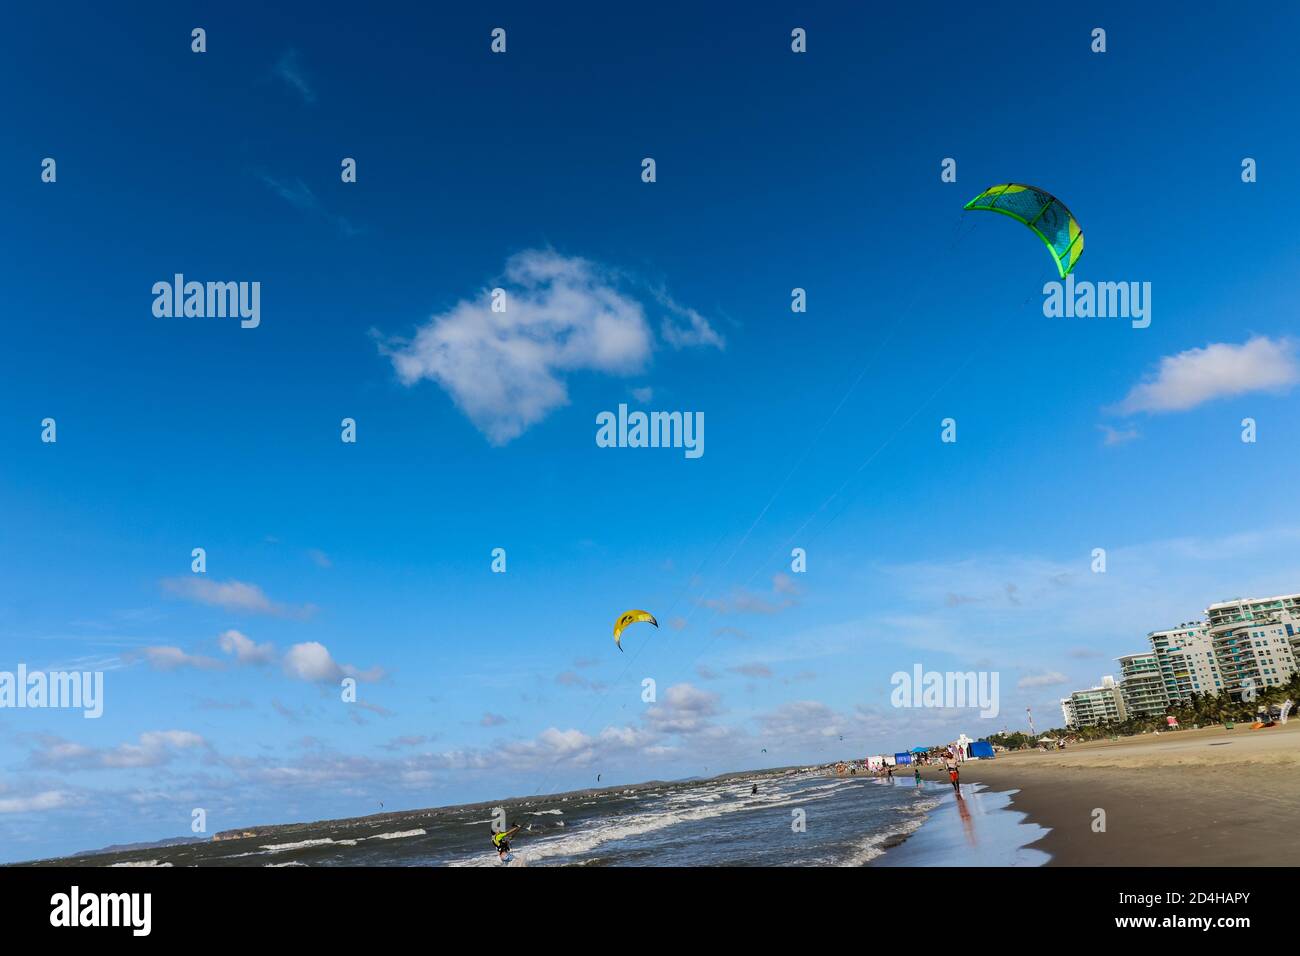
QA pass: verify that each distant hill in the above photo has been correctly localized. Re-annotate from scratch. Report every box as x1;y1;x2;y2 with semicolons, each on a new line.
77;836;206;855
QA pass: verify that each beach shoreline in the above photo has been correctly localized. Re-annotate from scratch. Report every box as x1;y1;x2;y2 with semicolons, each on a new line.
919;721;1300;865
870;783;1049;867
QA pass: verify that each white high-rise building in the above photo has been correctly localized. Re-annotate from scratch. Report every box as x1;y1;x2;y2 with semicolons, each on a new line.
1147;623;1223;702
1209;619;1298;699
1063;675;1127;728
1117;652;1169;716
1205;594;1300;698
1073;591;1300;728
1060;696;1076;728
1206;593;1300;630
1207;594;1300;657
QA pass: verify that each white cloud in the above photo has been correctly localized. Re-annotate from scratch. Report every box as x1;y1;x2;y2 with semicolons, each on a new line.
492;727;617;768
109;731;206;768
29;731;206;771
1098;424;1139;446
757;700;845;743
644;683;721;736
161;577;313;618
218;629;276;665
283;642;339;682
772;572;801;596
282;642;383;684
657;291;725;350
379;249;719;444
1113;336;1298;415
0;790;75;814
138;646;222;671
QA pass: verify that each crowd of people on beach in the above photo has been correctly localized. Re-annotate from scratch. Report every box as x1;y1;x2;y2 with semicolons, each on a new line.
834;749;968;797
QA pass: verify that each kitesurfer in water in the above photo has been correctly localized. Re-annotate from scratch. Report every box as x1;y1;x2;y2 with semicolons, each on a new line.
751;783;758;795
492;823;522;864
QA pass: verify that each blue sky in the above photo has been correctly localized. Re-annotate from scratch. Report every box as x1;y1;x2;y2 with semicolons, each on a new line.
3;1;1299;861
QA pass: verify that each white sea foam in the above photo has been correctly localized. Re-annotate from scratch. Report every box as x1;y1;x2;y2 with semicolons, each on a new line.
259;838;338;853
447;778;849;866
255;828;425;854
109;860;173;867
369;828;426;840
823;793;943;866
837;816;929;866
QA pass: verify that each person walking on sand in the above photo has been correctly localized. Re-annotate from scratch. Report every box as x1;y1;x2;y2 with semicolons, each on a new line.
949;765;961;797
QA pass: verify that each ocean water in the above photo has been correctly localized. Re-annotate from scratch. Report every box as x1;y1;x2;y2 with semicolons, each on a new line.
24;770;1045;867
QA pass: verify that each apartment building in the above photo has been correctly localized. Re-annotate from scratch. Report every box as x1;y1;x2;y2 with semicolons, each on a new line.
1117;652;1169;717
1056;591;1298;731
1063;675;1127;729
1148;623;1222;702
1208;594;1300;660
1209;619;1298;699
1206;593;1300;631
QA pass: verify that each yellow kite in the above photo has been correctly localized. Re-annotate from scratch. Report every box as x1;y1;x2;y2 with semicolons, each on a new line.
613;610;658;651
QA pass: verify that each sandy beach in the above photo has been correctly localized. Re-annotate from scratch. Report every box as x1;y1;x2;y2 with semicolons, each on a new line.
922;720;1300;865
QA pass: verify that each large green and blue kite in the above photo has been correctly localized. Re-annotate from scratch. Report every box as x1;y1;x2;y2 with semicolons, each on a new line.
964;183;1084;277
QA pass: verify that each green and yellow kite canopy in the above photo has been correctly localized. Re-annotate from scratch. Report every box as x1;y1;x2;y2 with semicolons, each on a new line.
964;183;1083;277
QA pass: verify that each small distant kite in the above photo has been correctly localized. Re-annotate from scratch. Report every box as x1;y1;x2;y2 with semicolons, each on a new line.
613;609;658;651
964;183;1083;277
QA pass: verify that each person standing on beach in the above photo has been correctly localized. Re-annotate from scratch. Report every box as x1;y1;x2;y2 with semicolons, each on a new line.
949;766;961;797
914;766;921;787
